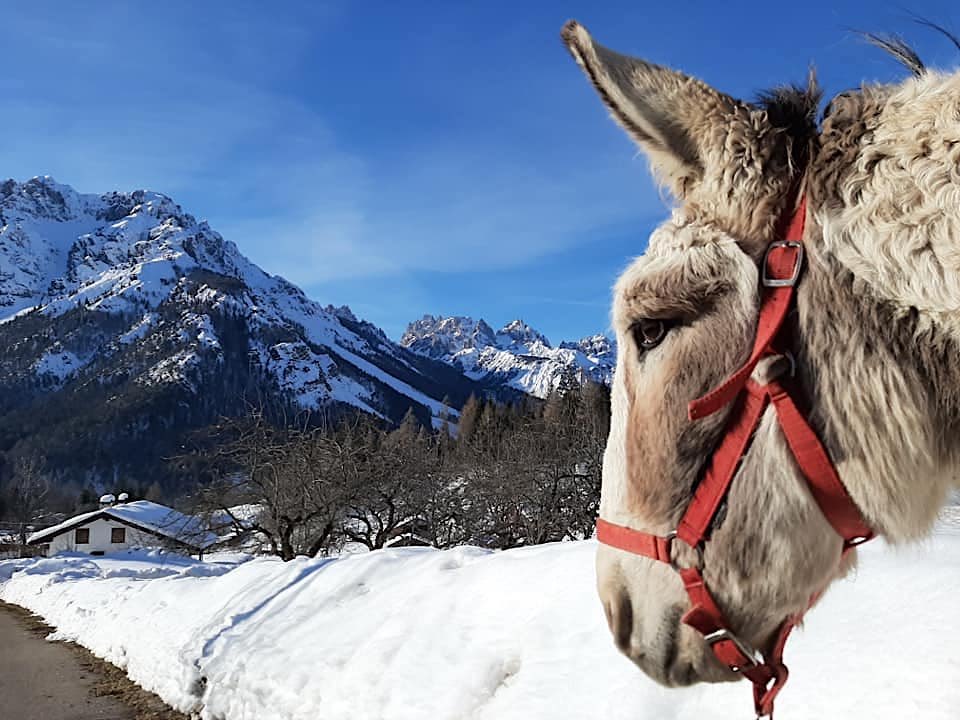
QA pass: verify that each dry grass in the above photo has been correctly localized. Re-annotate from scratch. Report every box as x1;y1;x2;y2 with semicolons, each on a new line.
1;601;189;720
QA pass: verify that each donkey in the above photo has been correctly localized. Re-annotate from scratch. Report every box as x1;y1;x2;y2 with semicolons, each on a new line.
562;19;960;716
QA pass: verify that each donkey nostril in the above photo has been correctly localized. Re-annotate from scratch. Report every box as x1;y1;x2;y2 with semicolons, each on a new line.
659;604;684;673
605;591;635;655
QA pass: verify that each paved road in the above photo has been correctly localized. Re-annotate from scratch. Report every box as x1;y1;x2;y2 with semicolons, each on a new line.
0;604;135;720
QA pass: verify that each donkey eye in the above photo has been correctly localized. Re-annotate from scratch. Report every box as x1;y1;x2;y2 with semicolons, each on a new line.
632;318;671;351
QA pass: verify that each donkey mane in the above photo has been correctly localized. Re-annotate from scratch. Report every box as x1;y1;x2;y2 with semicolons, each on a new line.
860;18;960;77
860;33;926;76
757;21;960;167
755;81;820;175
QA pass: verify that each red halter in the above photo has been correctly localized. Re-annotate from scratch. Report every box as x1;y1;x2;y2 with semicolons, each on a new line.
596;196;874;718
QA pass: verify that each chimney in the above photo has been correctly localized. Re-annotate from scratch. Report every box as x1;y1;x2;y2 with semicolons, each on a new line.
117;492;129;503
99;493;117;508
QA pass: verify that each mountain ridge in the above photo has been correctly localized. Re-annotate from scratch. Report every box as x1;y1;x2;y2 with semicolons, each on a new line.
401;314;615;398
0;176;506;492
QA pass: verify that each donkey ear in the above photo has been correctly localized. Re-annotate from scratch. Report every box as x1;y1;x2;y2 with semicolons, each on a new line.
561;21;737;197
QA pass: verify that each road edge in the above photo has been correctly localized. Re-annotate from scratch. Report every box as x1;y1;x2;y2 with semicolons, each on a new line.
0;600;190;720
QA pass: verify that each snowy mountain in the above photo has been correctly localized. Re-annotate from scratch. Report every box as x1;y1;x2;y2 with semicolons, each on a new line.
0;177;498;490
401;314;615;398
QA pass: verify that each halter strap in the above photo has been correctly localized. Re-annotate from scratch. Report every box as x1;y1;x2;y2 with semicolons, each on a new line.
688;195;806;421
596;194;873;718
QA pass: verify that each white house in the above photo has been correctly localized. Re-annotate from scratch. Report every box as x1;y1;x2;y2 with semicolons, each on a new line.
27;499;217;557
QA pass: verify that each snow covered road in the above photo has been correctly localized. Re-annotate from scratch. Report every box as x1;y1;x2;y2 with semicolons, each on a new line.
0;526;958;720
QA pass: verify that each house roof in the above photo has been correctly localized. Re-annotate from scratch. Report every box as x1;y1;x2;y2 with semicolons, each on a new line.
27;500;218;549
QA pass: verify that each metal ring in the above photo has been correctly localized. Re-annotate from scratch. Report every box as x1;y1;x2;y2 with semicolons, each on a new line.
665;531;705;572
781;350;797;378
703;628;762;671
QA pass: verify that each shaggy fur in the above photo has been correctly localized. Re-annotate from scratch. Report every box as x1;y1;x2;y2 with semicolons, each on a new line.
562;19;960;689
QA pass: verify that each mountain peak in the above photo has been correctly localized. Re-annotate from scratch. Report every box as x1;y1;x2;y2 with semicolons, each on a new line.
400;315;497;360
324;304;358;323
402;314;614;398
1;175;88;222
560;334;614;358
495;319;550;350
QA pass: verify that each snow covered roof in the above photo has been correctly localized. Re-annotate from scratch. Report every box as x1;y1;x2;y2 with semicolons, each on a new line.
27;500;217;549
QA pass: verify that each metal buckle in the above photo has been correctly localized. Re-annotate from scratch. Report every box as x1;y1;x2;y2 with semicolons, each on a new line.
844;534;873;548
665;531;704;572
704;628;762;672
761;240;804;288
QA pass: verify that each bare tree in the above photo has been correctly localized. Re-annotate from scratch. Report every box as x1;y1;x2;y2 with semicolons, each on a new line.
6;455;51;546
342;411;430;550
187;411;351;560
183;376;610;556
446;379;609;549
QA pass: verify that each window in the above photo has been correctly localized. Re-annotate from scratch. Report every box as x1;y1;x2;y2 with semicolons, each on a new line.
111;527;126;544
75;528;90;544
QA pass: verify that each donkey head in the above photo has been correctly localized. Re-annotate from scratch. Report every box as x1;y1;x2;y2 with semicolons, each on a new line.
561;21;854;686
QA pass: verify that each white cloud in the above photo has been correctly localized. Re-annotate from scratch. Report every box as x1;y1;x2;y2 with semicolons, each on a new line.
0;3;665;292
221;143;660;285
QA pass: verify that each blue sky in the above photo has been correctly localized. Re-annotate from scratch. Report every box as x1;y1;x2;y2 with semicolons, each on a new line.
2;1;959;342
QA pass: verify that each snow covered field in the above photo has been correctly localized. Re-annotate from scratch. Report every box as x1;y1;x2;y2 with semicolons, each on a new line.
1;522;958;720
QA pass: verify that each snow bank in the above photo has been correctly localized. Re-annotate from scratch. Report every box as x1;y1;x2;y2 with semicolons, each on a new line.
1;530;958;720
